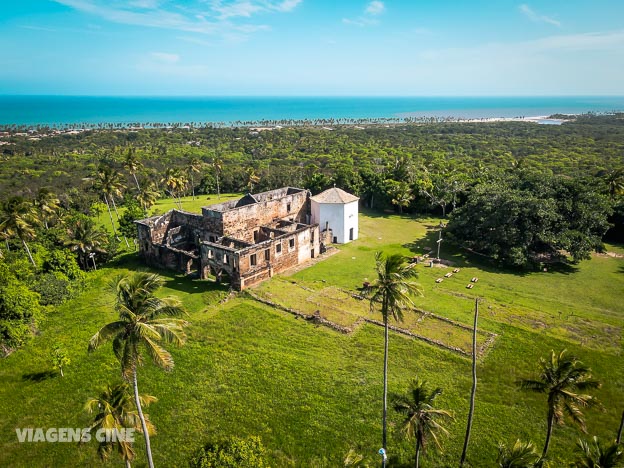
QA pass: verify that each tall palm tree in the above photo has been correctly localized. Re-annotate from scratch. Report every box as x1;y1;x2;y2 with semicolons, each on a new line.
85;382;157;468
137;182;160;212
160;168;187;209
88;272;187;468
496;440;540;468
64;217;108;270
0;196;39;266
93;165;125;239
519;349;601;460
34;187;60;229
187;156;203;200
367;252;422;466
245;167;260;193
123;147;143;192
392;378;454;468
573;436;623;468
213;157;223;199
604;169;624;200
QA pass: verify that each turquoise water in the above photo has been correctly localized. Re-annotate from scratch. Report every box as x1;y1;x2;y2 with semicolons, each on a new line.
1;96;623;126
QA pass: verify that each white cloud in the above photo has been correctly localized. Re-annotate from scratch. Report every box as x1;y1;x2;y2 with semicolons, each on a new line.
365;1;384;16
343;1;385;27
150;52;180;63
53;0;299;41
519;4;561;27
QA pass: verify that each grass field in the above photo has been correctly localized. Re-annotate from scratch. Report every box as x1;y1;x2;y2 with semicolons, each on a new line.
0;204;622;467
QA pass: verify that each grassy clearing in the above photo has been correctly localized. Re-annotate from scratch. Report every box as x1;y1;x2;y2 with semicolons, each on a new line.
0;209;622;467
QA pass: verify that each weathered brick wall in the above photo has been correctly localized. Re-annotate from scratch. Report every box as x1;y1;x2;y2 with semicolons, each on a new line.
219;189;309;241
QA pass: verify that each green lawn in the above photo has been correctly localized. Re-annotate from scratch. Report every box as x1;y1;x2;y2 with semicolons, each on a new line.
0;209;622;467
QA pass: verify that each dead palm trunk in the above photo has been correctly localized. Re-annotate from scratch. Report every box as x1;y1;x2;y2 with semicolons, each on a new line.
460;298;479;466
132;173;141;191
132;370;154;468
617;409;623;444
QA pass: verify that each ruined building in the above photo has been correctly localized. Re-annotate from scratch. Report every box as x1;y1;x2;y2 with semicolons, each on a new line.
135;187;359;290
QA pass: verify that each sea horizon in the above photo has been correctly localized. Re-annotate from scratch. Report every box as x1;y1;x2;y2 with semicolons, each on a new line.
1;95;624;126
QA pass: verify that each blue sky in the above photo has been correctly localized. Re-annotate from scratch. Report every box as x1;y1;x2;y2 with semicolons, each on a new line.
1;0;624;95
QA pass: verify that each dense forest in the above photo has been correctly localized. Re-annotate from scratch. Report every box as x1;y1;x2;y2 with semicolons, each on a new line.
1;115;623;355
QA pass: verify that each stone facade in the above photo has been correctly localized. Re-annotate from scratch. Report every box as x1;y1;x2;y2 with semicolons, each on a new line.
136;187;323;290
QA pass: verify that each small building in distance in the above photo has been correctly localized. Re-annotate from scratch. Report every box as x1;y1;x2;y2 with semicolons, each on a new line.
311;187;359;244
135;186;355;290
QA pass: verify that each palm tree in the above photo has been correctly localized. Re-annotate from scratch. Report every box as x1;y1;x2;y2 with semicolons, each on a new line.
64;217;108;270
392;378;454;468
160;168;187;209
518;349;601;460
187;156;203;200
604;169;624;200
213;157;223;199
496;440;541;468
245;167;260;193
0;196;39;266
88;272;188;468
573;436;623;468
367;252;422;466
137;182;160;212
93;165;125;239
123;147;143;191
34;187;60;229
85;382;157;468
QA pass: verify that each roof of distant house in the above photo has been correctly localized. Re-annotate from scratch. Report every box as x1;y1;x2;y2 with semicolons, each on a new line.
310;187;359;204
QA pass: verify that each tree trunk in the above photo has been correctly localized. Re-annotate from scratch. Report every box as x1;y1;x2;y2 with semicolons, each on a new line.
60;367;64;377
415;439;421;468
104;196;119;238
132;370;155;468
132;173;141;191
460;298;479;467
617;409;623;444
542;407;554;459
110;196;130;248
191;175;195;200
216;173;220;200
382;311;389;468
125;459;132;468
5;239;10;252
21;238;36;267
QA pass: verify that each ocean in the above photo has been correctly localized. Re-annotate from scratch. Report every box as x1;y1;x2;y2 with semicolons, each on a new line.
1;95;623;126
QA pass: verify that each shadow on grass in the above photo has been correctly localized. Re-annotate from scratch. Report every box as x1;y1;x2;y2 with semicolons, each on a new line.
22;370;57;382
402;224;580;277
162;274;229;295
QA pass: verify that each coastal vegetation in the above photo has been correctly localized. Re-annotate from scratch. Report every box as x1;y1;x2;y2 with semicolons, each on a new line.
0;116;622;466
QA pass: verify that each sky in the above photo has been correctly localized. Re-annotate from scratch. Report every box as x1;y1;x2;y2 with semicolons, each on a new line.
1;0;624;96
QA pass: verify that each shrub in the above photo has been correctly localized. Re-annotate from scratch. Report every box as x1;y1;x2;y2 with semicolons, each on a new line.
190;436;268;468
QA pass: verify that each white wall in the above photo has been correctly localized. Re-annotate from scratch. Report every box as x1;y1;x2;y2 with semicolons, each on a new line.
311;200;358;244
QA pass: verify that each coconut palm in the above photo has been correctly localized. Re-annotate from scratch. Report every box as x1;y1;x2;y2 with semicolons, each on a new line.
604;169;624;200
0;196;39;266
34;187;60;229
519;349;601;460
213;157;223;199
64;217;108;270
137;182;160;212
123;147;143;191
85;382;157;468
160;168;187;209
93;165;125;239
88;272;187;468
496;440;541;468
367;252;422;465
187;156;203;200
245;167;260;193
392;378;454;468
573;436;623;468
